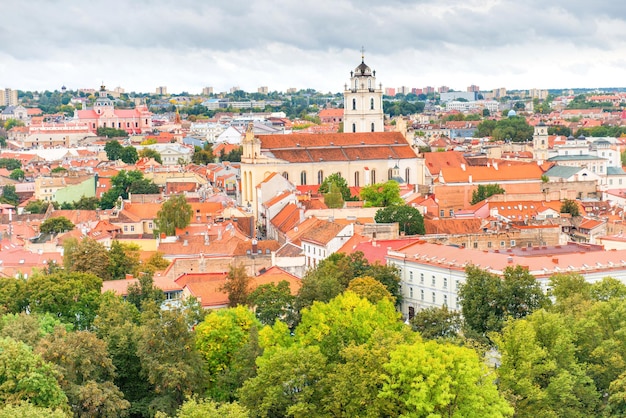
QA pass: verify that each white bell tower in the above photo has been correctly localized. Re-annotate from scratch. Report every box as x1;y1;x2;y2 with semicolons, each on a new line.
343;48;384;133
533;121;549;163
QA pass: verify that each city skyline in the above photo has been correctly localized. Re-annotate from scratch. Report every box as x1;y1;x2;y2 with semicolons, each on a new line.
2;1;626;94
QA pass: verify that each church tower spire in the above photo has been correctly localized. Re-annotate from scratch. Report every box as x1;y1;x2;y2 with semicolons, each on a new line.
343;48;384;133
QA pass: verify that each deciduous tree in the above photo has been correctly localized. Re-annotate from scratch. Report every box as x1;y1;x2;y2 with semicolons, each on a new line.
0;337;68;409
39;216;75;235
63;237;111;280
380;340;513;417
221;264;253;307
155;194;192;236
360;180;403;207
374;204;425;235
470;183;505;205
248;280;297;327
36;327;130;417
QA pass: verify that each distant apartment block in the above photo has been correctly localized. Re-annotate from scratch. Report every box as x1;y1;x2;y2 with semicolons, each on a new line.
438;86;450;93
202;87;214;96
286;88;297;94
467;85;480;92
0;88;18;106
439;92;477;102
155;86;168;95
397;86;410;95
230;86;241;93
385;87;396;96
258;86;269;94
492;87;507;98
423;86;435;94
528;88;548;100
412;88;423;95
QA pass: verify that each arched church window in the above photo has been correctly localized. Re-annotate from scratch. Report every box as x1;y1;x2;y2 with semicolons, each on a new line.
352;98;356;110
317;170;324;184
282;172;289;180
352;123;356;133
370;98;374;110
371;123;375;132
300;171;307;185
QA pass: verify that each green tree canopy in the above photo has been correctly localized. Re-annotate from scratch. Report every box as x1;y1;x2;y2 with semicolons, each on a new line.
374;204;425;235
347;276;395;304
24;200;53;214
318;173;353;201
99;170;160;209
104;141;124;161
120;145;139;164
138;147;163;164
561;199;580;216
8;168;24;181
220;264;253;308
494;310;599;417
39;216;74;235
248;280;297;327
0;158;21;170
380;340;513;417
25;271;103;330
0;337;68;409
107;240;141;280
409;305;462;340
471;183;505;205
0;185;19;206
459;265;548;340
475;116;533;141
360;180;403;207
36;327;130;417
155;194;192;236
63;237;111;280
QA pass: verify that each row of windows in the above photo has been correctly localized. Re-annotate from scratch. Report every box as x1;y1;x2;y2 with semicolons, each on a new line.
408;271;460;290
408;287;456;307
285;168;411;186
351;97;378;111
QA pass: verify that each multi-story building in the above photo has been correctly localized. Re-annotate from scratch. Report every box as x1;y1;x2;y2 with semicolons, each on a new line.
492;87;507;98
0;88;18;106
202;87;214;96
155;86;168;95
467;85;480;92
387;240;626;319
258;86;269;94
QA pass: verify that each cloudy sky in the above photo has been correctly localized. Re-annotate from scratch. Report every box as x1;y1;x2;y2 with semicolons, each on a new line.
2;0;626;95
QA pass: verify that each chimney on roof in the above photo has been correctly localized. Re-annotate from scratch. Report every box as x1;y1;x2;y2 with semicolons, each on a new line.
252;239;258;254
460;163;466;171
183;239;188;246
493;161;498;170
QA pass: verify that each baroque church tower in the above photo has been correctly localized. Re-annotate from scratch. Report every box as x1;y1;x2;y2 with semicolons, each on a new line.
533;121;549;163
343;50;384;133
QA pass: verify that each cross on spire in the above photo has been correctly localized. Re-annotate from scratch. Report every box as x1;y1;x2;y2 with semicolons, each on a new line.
360;46;365;62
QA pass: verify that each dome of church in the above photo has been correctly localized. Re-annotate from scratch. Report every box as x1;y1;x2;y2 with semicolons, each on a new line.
507;109;517;117
354;60;372;76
